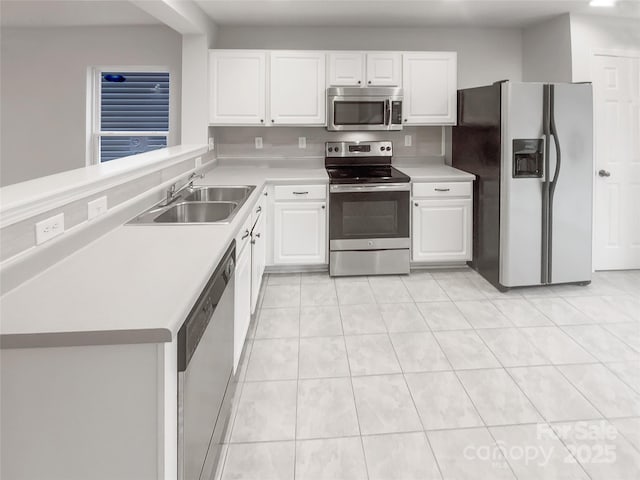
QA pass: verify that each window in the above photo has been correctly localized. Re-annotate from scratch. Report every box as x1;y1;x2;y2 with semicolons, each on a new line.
93;69;170;163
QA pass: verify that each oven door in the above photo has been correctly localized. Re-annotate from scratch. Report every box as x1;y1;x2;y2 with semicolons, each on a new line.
329;184;410;250
328;96;391;131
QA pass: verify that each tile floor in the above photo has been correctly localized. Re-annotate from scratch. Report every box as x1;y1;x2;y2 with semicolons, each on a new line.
217;268;640;480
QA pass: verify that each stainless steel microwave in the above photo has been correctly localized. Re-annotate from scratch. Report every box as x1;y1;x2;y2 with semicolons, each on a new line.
327;87;403;131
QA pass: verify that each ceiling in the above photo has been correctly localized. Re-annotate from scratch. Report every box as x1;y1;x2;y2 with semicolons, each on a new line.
0;1;160;27
194;0;640;28
1;0;639;29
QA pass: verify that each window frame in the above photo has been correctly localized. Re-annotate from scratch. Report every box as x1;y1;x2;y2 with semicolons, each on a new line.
90;65;171;165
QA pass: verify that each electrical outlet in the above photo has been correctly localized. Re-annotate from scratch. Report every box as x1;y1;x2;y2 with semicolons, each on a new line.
87;196;108;220
195;156;202;168
208;137;215;151
298;137;306;149
255;137;263;149
404;135;412;147
35;213;65;245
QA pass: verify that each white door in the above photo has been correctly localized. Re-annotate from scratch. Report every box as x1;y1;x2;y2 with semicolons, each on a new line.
251;212;267;313
209;50;266;125
412;199;471;262
233;244;251;372
269;51;326;125
366;53;401;86
402;52;457;125
592;53;640;270
273;202;327;264
328;52;364;87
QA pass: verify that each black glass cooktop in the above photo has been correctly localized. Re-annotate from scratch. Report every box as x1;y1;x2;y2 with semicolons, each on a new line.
326;165;410;184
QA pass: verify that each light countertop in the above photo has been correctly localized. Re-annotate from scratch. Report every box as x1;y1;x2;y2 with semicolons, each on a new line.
0;161;472;349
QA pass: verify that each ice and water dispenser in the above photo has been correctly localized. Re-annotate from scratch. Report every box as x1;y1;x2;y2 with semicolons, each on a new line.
512;139;543;178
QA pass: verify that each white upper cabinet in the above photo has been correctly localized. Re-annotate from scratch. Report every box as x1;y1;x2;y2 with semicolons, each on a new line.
402;52;457;125
209;50;266;125
269;51;326;125
328;52;401;87
328;52;364;87
366;53;402;86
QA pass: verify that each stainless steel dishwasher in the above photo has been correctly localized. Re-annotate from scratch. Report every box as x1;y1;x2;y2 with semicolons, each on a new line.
178;241;235;480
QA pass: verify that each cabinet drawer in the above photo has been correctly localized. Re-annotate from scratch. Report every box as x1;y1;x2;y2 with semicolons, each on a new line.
274;184;327;201
413;182;471;198
236;213;253;254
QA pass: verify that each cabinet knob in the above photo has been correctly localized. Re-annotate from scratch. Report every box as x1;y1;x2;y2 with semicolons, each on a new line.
260;119;264;123
271;119;275;123
404;119;408;122
321;205;325;209
357;80;361;85
598;169;611;177
414;202;419;207
264;191;268;196
368;80;372;84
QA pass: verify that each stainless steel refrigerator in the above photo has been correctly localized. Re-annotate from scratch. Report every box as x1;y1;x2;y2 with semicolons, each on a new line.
452;81;593;290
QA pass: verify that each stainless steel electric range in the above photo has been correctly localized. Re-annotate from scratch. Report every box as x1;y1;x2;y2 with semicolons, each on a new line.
325;141;411;276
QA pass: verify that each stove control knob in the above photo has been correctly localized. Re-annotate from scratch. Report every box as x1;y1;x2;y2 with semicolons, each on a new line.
328;147;333;152
380;146;385;151
334;147;339;153
386;146;391;151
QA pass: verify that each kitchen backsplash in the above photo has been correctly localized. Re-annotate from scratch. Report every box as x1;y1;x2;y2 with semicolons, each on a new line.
210;126;445;161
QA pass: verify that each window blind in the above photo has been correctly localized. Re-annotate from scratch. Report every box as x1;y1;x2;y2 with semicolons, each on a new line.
99;71;169;162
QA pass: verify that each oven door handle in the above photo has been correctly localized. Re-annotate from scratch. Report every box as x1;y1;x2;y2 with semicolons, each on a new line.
330;184;411;193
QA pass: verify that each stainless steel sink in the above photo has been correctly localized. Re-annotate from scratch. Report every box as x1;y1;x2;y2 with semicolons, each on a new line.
128;184;256;225
153;202;238;223
183;186;255;203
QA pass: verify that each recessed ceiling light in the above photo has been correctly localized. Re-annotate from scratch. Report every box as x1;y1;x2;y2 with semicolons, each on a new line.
589;0;616;7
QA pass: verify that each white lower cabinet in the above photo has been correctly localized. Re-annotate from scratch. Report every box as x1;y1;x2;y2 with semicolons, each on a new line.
251;208;267;313
271;184;327;266
273;202;327;264
412;182;472;263
233;240;251;372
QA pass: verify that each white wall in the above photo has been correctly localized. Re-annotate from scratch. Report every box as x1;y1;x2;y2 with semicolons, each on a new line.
215;25;523;89
522;14;572;82
0;25;182;186
570;14;640;82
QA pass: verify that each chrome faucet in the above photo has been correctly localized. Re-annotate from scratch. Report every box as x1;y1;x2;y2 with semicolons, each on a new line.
164;172;204;206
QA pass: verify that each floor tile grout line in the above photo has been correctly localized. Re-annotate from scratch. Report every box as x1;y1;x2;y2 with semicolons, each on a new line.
334;281;371;480
292;277;302;480
423;326;522;479
387;330;446;480
557;323;640;362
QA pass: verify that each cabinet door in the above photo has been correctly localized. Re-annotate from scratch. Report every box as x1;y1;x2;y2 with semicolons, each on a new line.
366;53;402;86
402;52;457;125
251;212;267;314
269;51;326;125
209;50;266;125
328;52;364;87
273;202;327;265
233;244;251;372
412;198;471;262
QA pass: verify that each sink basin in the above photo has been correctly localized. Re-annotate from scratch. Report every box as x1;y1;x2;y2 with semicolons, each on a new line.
153;202;238;223
127;184;256;225
183;186;255;202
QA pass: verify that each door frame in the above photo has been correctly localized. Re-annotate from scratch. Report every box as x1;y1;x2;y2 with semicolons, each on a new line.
589;48;640;271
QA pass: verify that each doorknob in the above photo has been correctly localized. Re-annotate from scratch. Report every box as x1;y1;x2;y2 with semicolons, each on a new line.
598;169;611;177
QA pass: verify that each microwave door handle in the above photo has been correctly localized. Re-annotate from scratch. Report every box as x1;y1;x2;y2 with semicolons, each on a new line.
384;99;391;129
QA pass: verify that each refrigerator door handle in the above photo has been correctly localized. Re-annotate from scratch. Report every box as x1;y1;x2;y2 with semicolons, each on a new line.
547;84;562;283
541;85;552;284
